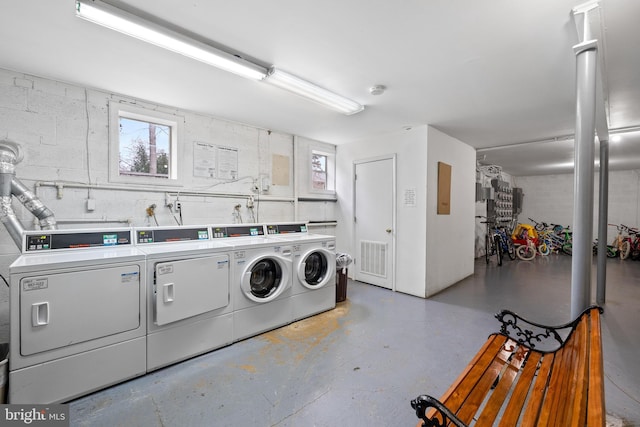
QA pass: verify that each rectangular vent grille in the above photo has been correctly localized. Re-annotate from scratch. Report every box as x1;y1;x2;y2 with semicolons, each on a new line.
360;240;387;278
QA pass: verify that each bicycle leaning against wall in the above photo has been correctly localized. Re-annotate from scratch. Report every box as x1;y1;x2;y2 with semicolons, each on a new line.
478;216;516;266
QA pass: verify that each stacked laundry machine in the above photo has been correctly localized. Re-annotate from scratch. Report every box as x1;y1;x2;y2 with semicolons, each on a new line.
266;223;336;321
8;222;335;403
9;228;147;404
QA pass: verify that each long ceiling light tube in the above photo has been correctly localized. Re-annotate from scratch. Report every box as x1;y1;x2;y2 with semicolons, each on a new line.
266;67;364;115
75;0;268;80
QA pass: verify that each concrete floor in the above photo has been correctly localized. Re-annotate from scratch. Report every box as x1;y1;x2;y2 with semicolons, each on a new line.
69;255;640;426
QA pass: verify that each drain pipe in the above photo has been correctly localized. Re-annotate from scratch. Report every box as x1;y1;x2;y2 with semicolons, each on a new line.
0;140;57;249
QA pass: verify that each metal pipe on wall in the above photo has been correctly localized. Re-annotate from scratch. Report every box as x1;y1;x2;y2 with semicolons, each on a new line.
0;141;27;248
571;40;598;318
597;139;609;304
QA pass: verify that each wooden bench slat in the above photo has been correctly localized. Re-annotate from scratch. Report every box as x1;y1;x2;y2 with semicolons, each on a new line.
453;340;518;424
545;321;581;425
438;335;510;413
423;334;509;421
497;351;542;427
567;317;589;427
519;352;555;427
447;340;517;424
475;345;530;426
538;332;573;426
587;309;605;427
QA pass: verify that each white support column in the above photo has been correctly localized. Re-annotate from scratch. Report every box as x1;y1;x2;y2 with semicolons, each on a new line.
571;2;610;317
571;41;597;318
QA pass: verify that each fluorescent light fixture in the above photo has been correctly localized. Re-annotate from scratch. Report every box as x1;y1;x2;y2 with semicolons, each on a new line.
75;0;268;80
266;67;364;115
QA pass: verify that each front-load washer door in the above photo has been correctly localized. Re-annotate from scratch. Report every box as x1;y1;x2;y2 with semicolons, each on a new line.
20;265;141;356
297;248;336;290
154;254;229;326
241;256;290;303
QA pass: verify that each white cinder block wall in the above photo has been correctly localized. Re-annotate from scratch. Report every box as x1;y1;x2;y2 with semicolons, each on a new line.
515;170;640;243
0;68;336;341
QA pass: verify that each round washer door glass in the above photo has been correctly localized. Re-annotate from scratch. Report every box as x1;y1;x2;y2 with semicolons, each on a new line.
249;258;282;298
304;251;328;286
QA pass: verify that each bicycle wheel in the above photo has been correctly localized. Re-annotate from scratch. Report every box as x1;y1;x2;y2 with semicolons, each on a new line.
562;243;572;256
485;235;492;264
506;237;516;260
620;241;631;260
538;242;550;256
494;235;503;266
517;243;536;261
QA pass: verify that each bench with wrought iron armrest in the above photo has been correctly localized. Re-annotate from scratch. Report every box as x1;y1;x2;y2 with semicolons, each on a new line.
411;305;604;427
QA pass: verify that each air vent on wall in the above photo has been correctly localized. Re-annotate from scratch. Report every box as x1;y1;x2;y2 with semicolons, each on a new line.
360;240;387;278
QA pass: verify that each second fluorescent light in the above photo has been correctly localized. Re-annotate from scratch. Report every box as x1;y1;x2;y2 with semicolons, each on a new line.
266;68;364;115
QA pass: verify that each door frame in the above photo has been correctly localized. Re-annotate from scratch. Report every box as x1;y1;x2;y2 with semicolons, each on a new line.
352;154;397;291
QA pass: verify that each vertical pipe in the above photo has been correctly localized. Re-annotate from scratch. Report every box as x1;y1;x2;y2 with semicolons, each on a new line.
571;42;598;318
596;139;609;304
293;135;299;221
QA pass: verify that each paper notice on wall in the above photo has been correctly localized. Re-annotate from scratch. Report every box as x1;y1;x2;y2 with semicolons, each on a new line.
404;188;417;207
193;142;217;178
217;146;239;180
272;154;290;186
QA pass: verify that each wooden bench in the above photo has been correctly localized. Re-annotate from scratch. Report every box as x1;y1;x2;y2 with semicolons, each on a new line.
411;305;604;427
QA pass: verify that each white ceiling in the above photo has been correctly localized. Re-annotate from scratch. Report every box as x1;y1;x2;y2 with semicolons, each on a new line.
1;0;639;176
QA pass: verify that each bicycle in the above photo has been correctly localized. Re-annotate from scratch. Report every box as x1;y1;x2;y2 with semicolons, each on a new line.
556;226;573;255
528;217;564;234
592;239;618;258
516;228;537;261
609;224;633;260
478;217;515;266
494;224;516;264
629;228;640;260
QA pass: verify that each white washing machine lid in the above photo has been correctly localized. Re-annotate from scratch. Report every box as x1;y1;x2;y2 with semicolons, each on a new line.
297;247;336;290
240;254;292;303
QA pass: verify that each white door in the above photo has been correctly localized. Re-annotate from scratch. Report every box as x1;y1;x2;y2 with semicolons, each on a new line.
354;156;395;289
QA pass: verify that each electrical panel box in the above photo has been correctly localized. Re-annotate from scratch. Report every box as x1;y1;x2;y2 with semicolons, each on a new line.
512;187;524;216
488;179;513;223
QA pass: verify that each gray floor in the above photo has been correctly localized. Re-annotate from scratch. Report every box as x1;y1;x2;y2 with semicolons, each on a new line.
69;255;640;426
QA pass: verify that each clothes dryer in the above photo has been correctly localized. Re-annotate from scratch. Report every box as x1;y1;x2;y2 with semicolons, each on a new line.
212;224;293;341
134;225;233;371
266;223;336;321
9;228;146;404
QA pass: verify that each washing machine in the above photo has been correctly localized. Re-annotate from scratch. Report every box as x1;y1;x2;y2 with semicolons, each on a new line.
9;228;146;404
211;224;293;341
134;225;233;371
266;223;336;321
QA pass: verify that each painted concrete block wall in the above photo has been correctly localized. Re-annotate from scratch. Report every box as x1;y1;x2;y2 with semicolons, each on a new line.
515;170;640;242
425;127;476;297
336;126;429;298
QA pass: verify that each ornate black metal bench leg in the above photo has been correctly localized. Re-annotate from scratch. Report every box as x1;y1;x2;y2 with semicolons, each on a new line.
411;395;468;427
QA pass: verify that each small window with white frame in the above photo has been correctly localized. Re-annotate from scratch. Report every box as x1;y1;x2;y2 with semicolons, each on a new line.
109;102;181;185
310;149;335;195
312;152;328;190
